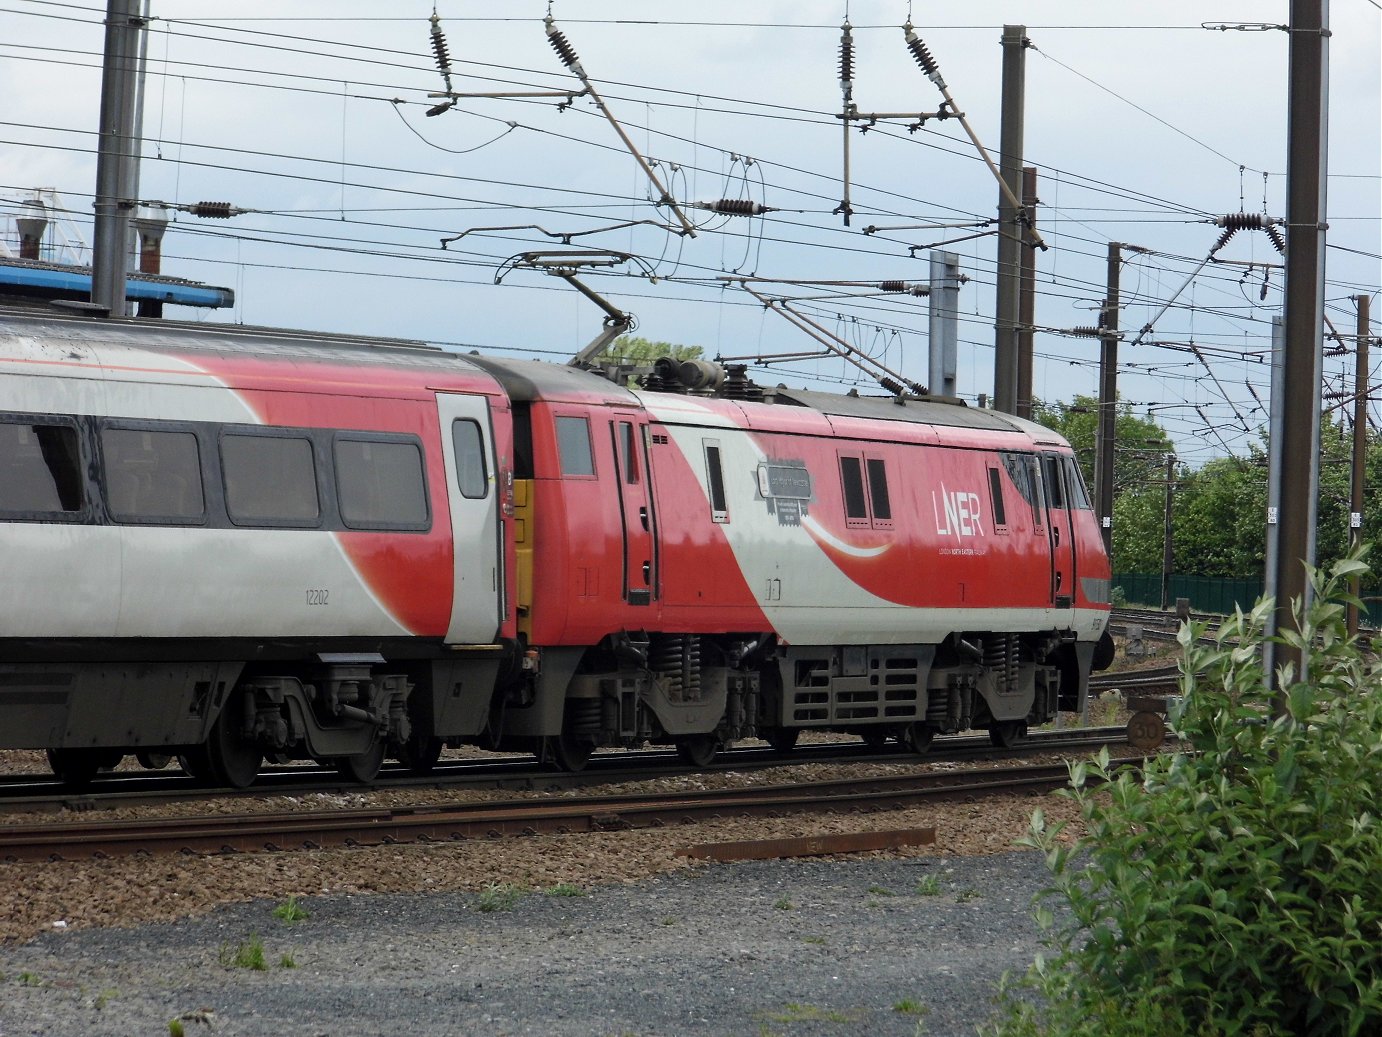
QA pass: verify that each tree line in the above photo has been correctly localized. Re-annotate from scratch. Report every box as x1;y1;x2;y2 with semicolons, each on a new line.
1035;395;1376;592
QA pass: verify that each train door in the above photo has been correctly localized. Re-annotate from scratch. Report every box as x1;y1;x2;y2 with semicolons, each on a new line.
1039;451;1077;612
437;392;503;643
608;410;656;606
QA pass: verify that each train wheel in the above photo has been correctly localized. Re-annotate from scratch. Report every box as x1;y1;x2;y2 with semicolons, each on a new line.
547;731;594;772
46;748;117;787
676;735;719;768
334;736;386;784
765;727;799;754
988;720;1027;749
135;751;173;770
907;722;936;755
206;712;262;789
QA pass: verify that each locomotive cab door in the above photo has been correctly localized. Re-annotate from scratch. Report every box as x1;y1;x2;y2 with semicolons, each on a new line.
437;393;503;643
1039;451;1077;614
608;411;657;606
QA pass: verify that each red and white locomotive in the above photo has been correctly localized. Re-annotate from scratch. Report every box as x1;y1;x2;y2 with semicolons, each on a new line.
0;307;1113;786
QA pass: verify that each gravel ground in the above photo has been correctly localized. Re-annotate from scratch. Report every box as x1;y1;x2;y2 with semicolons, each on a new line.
0;698;1164;1036
0;851;1057;1037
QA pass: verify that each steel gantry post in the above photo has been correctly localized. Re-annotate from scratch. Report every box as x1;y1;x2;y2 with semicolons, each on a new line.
1269;0;1330;686
993;25;1027;414
1348;294;1372;636
91;0;145;317
1093;242;1122;558
1016;166;1038;420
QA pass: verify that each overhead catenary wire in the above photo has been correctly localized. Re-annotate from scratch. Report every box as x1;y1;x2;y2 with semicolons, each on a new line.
4;3;1374;455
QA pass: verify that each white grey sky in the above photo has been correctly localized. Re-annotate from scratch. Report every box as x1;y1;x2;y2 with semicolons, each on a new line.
1;1;1378;467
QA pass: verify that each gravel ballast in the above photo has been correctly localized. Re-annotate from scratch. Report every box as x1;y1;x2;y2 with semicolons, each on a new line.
0;851;1055;1037
0;742;1117;1034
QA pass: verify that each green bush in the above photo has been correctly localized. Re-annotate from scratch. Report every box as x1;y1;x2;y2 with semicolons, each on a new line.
990;555;1382;1037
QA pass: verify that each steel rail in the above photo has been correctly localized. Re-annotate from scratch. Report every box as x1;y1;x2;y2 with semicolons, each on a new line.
0;727;1133;815
0;757;1148;863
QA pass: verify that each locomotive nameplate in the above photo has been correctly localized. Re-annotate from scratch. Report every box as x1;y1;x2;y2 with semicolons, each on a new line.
756;459;813;526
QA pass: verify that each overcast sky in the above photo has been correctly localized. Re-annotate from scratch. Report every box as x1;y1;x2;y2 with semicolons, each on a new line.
2;1;1378;467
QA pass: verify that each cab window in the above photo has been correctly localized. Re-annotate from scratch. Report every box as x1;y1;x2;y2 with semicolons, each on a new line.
555;416;595;477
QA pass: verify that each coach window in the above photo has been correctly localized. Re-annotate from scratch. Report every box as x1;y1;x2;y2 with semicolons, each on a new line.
222;433;320;526
0;419;83;516
101;427;205;522
839;454;868;527
865;457;892;526
452;420;488;499
703;438;728;522
335;437;429;529
987;466;1009;532
555;415;595;477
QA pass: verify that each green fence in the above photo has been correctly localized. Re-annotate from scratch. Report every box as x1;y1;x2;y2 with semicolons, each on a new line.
1112;573;1264;616
1113;572;1380;625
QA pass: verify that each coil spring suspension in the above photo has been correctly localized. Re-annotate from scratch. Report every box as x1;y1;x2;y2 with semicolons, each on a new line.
650;634;701;702
926;676;975;732
565;697;602;738
982;635;1020;695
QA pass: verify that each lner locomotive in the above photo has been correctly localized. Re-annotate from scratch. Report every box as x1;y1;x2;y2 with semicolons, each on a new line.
0;308;1113;786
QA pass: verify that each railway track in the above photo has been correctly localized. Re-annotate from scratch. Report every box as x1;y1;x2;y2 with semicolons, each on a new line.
1090;665;1180;694
0;725;1134;816
0;752;1151;863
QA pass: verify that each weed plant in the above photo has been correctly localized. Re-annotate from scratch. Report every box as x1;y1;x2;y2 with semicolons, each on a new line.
893;997;928;1016
272;896;309;924
476;882;524;913
545;882;586;898
218;935;267;971
988;555;1382;1036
